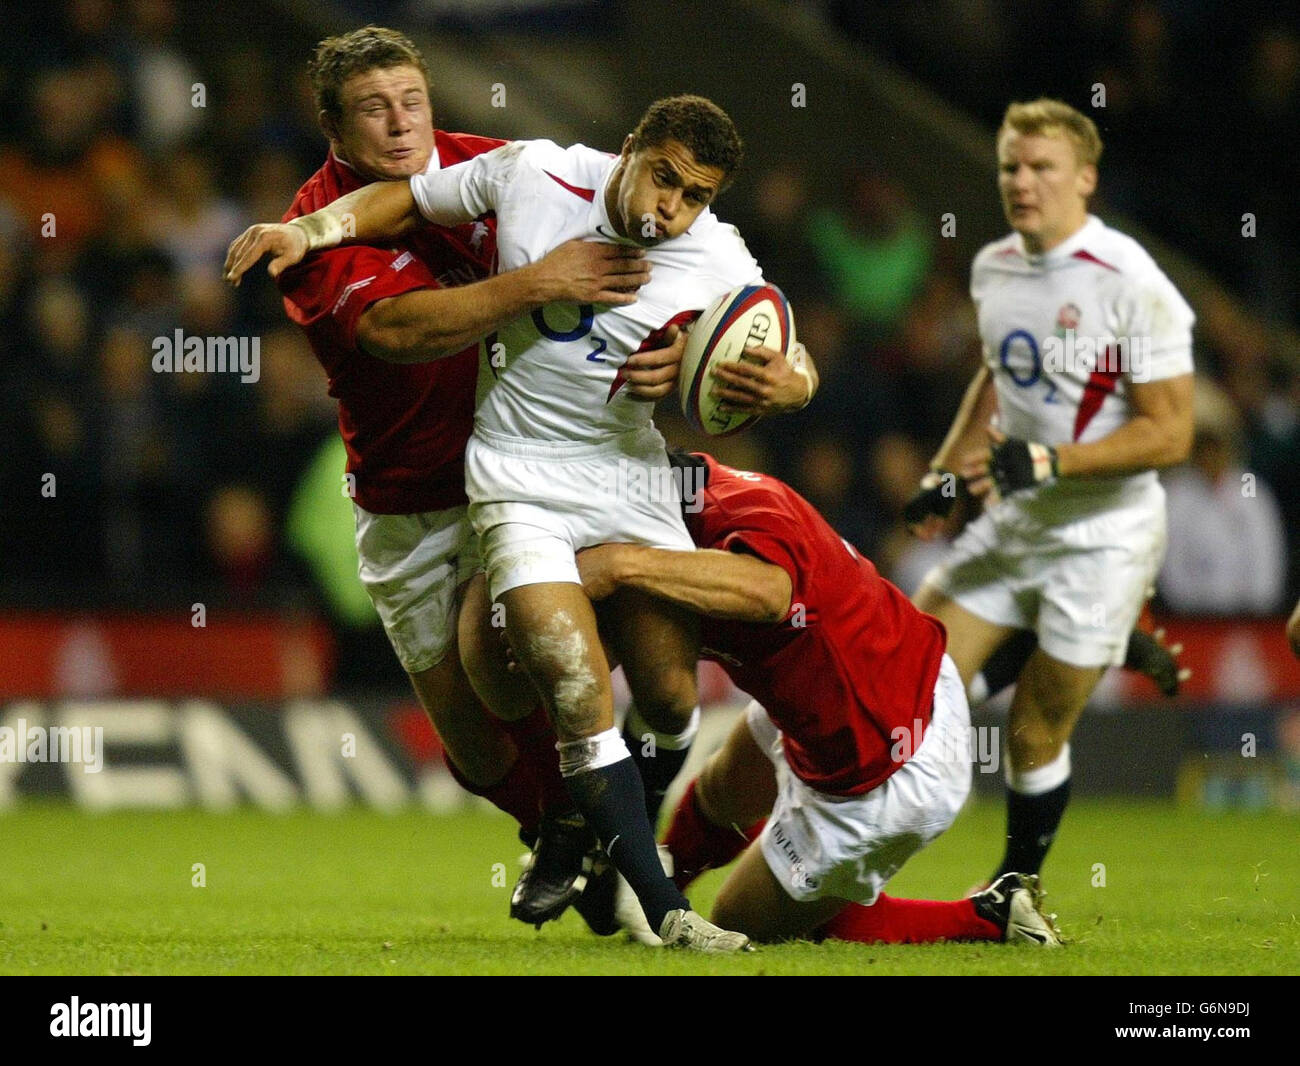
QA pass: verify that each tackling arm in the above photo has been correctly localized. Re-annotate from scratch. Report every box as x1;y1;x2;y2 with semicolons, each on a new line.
356;239;650;362
301;180;426;247
577;543;793;624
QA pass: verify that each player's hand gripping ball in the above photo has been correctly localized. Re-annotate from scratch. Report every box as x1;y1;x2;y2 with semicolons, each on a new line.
679;283;795;435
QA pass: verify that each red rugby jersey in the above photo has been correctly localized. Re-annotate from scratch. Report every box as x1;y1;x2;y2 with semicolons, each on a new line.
686;454;948;795
277;130;503;514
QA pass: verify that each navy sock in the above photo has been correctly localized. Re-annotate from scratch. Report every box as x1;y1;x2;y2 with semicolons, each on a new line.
623;723;692;830
994;777;1071;878
564;757;689;931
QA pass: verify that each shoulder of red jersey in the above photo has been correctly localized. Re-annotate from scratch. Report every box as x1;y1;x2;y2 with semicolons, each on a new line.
695;454;802;537
282;153;355;221
434;129;508;166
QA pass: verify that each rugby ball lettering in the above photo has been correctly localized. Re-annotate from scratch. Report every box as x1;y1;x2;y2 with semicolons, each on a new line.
679;283;794;436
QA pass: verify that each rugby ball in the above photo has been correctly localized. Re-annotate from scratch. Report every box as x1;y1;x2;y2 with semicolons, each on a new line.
679;283;795;436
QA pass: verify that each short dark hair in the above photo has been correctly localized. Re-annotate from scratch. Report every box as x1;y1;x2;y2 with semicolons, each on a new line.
309;26;430;123
629;95;744;189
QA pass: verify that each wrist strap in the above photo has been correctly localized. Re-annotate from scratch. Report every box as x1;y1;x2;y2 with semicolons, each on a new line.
791;363;814;409
787;342;815;409
288;212;345;252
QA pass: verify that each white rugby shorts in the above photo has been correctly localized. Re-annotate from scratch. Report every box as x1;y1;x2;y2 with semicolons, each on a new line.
922;492;1167;668
752;654;972;905
465;425;695;601
353;502;480;674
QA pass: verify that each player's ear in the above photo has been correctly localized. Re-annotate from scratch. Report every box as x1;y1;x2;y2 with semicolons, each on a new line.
1077;163;1098;199
319;109;342;144
620;134;635;159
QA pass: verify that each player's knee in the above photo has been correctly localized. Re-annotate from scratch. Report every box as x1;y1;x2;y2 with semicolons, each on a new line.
628;672;697;734
1013;686;1083;736
1006;731;1062;770
694;761;729;824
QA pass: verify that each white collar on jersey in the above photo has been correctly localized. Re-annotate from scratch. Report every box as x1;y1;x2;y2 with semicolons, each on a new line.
1016;213;1104;266
588;155;641;245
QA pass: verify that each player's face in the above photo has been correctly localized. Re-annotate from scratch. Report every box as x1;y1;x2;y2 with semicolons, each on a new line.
997;130;1096;253
328;65;435;181
609;138;725;245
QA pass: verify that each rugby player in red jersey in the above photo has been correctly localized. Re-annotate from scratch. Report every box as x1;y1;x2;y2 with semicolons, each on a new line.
225;26;680;924
574;452;1063;945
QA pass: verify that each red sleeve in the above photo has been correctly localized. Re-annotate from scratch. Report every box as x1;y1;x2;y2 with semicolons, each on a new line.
277;244;442;353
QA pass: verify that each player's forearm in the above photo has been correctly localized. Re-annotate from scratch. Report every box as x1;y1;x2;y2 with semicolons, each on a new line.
932;365;995;470
608;545;792;623
358;263;560;363
1053;413;1192;477
292;181;423;249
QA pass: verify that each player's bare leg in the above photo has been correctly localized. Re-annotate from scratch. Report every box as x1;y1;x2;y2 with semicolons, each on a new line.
993;647;1104;880
499;581;729;944
604;588;702;826
408;646;588;921
695;711;777;831
455;573;604;926
911;585;1018;689
408;654;516;786
458;572;537;722
663;709;774;890
711;842;845;943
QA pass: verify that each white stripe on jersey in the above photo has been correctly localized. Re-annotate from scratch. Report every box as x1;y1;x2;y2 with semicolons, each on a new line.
410;140;763;442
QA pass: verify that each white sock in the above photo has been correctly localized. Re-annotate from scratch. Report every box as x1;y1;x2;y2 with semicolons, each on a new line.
557;727;629;777
624;703;700;751
1005;743;1071;795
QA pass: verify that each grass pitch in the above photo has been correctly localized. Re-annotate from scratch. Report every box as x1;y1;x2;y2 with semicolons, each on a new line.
0;799;1295;975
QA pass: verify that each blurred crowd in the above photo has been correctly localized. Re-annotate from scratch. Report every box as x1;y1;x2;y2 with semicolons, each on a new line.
1;1;1295;670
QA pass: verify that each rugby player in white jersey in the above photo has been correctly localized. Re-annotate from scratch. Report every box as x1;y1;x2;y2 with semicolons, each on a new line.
222;27;719;934
225;96;816;952
906;98;1195;883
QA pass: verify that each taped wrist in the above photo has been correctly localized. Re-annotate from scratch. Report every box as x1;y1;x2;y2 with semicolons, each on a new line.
288;211;345;252
990;439;1059;493
788;343;815;409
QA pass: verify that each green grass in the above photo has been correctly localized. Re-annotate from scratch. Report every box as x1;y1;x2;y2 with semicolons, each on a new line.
0;800;1295;975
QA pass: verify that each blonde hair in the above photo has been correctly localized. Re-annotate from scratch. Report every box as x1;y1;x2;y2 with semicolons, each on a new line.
999;98;1103;167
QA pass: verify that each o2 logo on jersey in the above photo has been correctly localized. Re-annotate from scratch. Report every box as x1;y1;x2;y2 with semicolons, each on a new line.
532;303;611;366
999;329;1040;386
532;303;594;342
486;304;609;378
998;329;1058;403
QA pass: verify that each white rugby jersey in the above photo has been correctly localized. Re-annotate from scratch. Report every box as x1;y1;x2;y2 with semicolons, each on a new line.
971;214;1194;513
409;140;763;442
